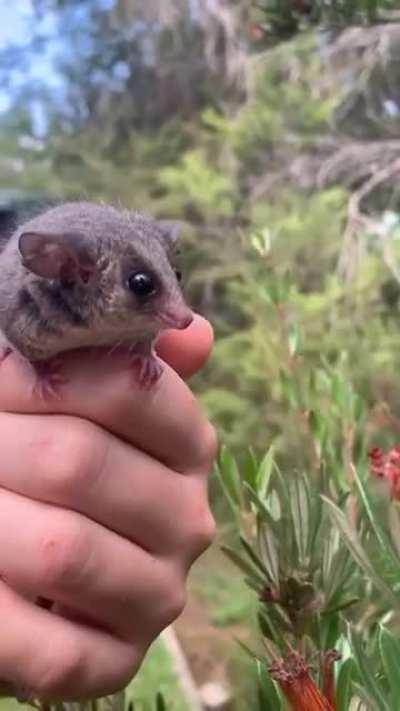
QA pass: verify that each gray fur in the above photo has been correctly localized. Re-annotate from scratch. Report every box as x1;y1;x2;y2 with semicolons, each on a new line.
0;202;190;362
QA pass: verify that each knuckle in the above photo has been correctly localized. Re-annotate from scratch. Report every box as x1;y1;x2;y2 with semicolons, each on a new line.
110;647;141;692
35;636;84;697
177;481;216;557
197;507;217;551
188;502;216;556
37;514;90;590
157;569;187;626
196;422;219;471
35;640;139;700
34;420;104;498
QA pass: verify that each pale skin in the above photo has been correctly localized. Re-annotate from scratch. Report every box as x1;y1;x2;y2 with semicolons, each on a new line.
0;314;217;701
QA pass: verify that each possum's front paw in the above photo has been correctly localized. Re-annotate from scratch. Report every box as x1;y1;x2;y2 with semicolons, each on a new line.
127;339;163;389
129;352;164;389
0;346;13;364
31;357;67;400
0;350;66;400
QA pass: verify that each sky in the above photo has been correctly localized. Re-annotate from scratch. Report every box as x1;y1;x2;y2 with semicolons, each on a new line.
0;0;122;124
0;2;30;114
0;1;62;110
0;0;210;132
0;1;32;48
0;1;65;132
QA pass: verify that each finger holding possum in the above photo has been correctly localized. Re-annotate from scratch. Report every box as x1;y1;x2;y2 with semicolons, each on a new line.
0;488;187;640
0;411;215;561
0;317;216;473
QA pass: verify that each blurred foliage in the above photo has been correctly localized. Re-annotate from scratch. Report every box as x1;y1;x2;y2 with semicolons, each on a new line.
255;0;398;41
215;279;400;707
217;436;400;708
192;565;257;628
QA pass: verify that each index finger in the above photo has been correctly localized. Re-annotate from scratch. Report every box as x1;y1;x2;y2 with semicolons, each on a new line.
0;326;216;473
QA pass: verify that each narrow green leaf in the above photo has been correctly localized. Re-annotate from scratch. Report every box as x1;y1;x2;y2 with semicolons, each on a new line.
258;607;289;651
324;535;355;604
243;447;259;490
353;394;365;422
258;526;280;588
331;373;345;409
322;497;396;602
215;462;239;519
279;369;301;409
288;322;299;357
378;626;400;698
240;536;272;583
256;661;281;710
235;637;264;664
155;693;166;711
244;575;263;594
218;446;243;508
288;473;309;563
256;445;276;499
322;597;360;615
309;483;323;556
351;683;376;710
388;505;400;561
244;482;280;531
353;467;400;574
309;409;326;449
349;626;391;711
336;658;355;711
221;545;265;585
267;489;281;521
322;527;337;594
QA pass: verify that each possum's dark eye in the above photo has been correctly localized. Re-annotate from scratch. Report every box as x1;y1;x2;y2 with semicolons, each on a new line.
128;271;157;298
175;269;182;282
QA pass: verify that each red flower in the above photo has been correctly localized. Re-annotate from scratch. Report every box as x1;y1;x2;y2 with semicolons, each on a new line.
369;446;400;499
269;650;338;710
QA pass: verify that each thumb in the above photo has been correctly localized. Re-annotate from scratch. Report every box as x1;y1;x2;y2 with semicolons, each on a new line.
155;314;214;380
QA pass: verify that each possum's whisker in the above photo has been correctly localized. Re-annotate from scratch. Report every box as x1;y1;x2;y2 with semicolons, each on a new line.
106;339;125;358
128;343;138;357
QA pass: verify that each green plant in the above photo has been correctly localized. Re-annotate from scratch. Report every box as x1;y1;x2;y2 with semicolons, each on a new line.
216;435;400;708
213;251;400;708
254;0;398;41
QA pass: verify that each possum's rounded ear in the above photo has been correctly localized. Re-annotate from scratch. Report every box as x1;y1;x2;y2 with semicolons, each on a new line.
18;232;96;282
157;221;182;249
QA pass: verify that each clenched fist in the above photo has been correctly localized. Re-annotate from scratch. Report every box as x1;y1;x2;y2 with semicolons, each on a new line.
0;314;217;701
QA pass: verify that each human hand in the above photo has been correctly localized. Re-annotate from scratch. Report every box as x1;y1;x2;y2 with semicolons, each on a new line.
0;315;217;701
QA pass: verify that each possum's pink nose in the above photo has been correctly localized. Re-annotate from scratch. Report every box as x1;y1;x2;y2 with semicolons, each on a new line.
176;310;194;330
160;307;193;330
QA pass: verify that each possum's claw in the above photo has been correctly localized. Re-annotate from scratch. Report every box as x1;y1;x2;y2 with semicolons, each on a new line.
0;347;13;364
0;351;66;400
127;339;163;389
32;358;67;400
129;353;163;389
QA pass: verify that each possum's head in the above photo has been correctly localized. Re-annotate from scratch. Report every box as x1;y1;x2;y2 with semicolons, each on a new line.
17;202;193;341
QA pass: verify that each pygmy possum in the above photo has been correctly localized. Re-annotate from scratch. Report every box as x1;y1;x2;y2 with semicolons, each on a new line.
0;201;193;395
